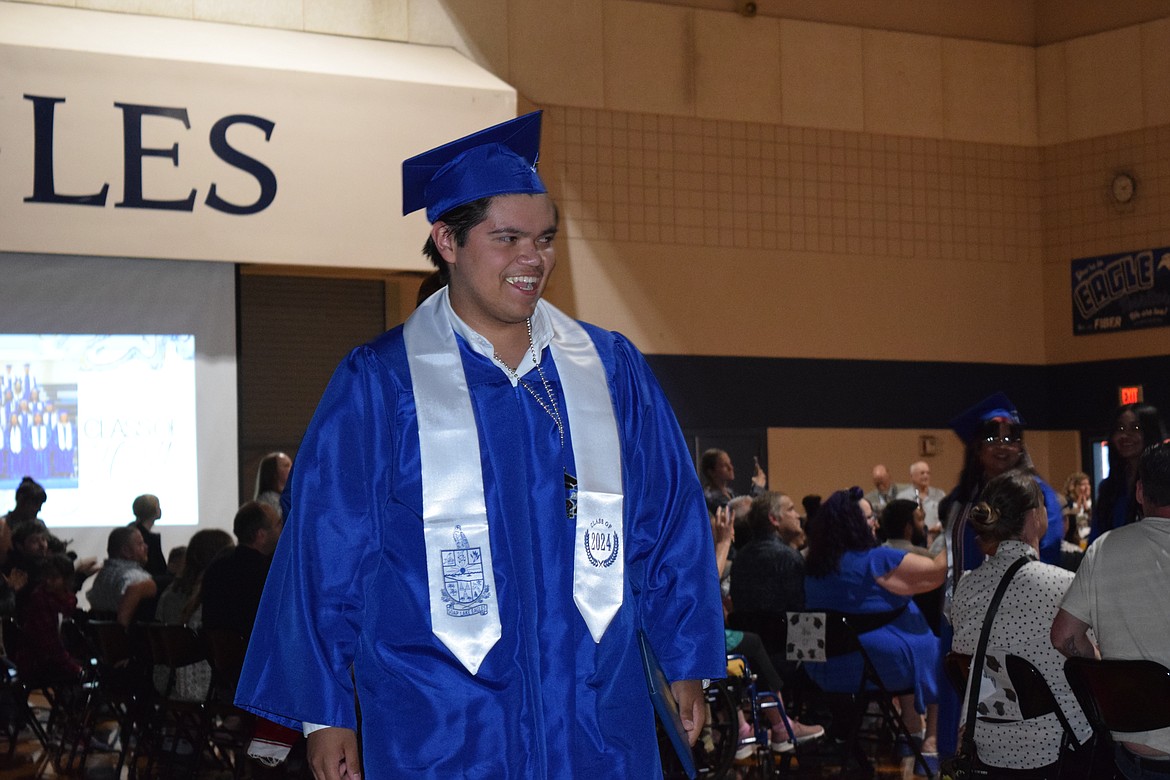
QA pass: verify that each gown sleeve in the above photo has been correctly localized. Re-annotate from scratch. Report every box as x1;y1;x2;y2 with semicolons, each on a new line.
1037;478;1064;566
607;333;726;684
235;343;398;730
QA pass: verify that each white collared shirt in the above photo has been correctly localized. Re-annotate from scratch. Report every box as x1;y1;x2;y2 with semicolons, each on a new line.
441;288;552;387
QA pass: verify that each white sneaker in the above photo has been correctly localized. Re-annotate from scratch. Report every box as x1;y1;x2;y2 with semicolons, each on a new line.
769;737;795;753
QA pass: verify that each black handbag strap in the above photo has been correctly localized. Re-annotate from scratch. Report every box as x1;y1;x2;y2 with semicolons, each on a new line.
960;555;1030;756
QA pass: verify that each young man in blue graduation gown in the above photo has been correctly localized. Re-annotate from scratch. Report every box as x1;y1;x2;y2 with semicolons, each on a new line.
235;112;725;779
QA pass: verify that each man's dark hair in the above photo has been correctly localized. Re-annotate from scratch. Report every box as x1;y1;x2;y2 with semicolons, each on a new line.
30;553;74;586
107;526;138;558
1138;440;1170;508
421;197;494;283
234;501;272;545
12;520;47;549
879;499;919;542
15;477;46;505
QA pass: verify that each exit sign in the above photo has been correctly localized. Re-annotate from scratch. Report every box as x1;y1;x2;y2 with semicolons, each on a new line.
1120;385;1144;405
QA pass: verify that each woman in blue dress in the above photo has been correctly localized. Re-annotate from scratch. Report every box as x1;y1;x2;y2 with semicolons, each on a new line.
804;487;946;760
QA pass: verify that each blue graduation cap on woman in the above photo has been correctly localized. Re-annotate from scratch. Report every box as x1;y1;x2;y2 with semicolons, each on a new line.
402;111;547;224
949;391;1024;444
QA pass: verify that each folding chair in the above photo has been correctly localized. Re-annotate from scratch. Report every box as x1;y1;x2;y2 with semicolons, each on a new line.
798;610;935;778
945;652;1081;779
145;622;216;779
86;619;156;778
0;618;50;755
1065;657;1170;777
202;627;255;779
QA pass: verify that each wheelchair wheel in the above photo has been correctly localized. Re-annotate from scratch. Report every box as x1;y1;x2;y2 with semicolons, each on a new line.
659;681;738;779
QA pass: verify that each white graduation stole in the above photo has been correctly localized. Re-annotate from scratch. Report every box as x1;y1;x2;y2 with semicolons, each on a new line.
403;293;624;675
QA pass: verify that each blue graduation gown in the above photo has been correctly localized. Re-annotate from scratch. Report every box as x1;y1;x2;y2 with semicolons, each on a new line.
236;322;725;779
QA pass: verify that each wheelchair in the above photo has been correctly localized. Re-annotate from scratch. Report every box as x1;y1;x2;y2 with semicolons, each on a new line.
659;653;793;779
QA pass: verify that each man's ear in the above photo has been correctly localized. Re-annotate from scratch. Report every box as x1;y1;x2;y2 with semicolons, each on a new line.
431;222;458;265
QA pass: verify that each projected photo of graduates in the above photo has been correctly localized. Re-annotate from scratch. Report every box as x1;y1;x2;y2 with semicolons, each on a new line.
0;361;79;489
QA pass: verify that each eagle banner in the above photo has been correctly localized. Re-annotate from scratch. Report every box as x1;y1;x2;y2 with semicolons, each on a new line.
1071;247;1170;335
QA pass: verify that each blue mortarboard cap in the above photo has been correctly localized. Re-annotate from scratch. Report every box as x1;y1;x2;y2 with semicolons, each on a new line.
402;111;547;223
949;392;1024;444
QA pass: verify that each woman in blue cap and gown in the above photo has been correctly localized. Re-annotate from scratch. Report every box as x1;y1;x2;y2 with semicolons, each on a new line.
934;392;1065;758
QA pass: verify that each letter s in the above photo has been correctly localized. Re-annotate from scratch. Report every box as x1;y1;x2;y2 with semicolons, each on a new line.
206;114;277;215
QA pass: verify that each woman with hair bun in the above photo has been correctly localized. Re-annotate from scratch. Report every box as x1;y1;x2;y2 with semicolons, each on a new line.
951;470;1091;772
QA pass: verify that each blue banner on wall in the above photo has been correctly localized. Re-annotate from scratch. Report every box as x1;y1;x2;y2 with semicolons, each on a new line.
1071;247;1170;335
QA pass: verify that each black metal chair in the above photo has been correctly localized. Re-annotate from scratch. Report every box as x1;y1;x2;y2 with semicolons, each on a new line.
1064;657;1170;777
202;627;255;779
86;619;157;778
0;617;51;755
731;609;935;778
145;621;221;778
945;651;1081;779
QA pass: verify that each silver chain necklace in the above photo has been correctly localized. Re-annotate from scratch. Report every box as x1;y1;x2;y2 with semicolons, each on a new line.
493;318;564;447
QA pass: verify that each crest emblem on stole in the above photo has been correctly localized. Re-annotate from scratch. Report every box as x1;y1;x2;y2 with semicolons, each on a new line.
440;525;490;617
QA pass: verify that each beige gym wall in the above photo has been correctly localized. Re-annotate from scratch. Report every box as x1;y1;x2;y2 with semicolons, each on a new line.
6;0;1166;494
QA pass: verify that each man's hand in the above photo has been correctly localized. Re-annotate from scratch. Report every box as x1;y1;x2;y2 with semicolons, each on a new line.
308;727;361;780
75;557;100;579
4;568;27;593
670;679;706;746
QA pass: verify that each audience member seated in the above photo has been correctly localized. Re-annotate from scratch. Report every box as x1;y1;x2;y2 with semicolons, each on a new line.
881;499;943;636
86;526;157;625
880;499;931;557
254;452;293;521
727;495;753;551
0;517;22;624
710;506;824;755
1059;510;1085;572
896;461;946;541
804;487;946;761
130;494;169;578
1061;471;1092;547
0;478;98;586
201;502;283;640
865;464;902;517
2;477;46;533
800;494;822;533
951;470;1091;772
5;521;48;577
11;554;82;686
699;448;765;513
1052;440;1170;780
167;545;187;578
729;492;806;618
1088;403;1167;542
154;528;235;701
